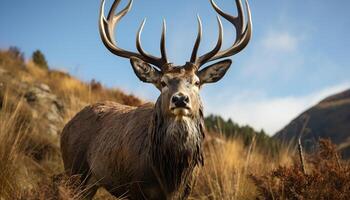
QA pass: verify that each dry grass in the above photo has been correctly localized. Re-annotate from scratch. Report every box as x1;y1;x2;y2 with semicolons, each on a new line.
0;96;27;199
191;135;293;200
0;50;142;113
0;49;141;199
43;68;142;109
0;91;62;199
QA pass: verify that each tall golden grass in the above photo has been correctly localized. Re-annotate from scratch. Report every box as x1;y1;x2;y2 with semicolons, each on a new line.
190;133;293;200
1;93;291;199
0;50;144;199
0;94;27;199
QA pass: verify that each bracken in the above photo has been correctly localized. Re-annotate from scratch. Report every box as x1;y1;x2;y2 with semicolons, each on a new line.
251;139;350;200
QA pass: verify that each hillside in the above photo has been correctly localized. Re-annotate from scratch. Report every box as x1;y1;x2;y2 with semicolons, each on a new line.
0;48;146;199
275;89;350;158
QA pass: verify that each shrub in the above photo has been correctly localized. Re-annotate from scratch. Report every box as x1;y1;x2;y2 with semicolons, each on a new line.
32;50;48;69
90;79;102;91
251;139;350;200
8;46;25;64
0;48;26;70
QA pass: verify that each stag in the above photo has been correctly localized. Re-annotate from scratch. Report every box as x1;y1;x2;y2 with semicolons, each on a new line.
60;0;252;199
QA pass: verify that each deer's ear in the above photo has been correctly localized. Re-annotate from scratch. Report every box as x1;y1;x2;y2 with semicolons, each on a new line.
130;57;161;84
198;59;232;84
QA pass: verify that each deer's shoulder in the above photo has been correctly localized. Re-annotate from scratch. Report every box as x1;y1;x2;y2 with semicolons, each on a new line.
85;101;154;117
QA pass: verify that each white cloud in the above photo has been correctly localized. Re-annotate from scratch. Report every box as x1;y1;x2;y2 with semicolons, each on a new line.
240;30;304;80
261;31;299;52
204;82;350;135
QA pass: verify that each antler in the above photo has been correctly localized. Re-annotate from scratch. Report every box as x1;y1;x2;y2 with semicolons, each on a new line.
99;0;169;71
191;0;252;69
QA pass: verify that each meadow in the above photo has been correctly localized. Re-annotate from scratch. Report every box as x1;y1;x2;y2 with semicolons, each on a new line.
0;49;349;199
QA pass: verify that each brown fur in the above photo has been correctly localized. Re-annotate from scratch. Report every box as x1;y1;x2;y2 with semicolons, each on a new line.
61;97;205;199
61;58;234;200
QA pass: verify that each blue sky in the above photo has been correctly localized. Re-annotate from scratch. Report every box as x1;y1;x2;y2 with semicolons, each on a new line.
1;0;349;135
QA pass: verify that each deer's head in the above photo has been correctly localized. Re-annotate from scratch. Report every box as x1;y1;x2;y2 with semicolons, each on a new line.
99;0;252;119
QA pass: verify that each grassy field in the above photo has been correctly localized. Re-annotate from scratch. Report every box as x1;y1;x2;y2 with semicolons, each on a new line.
0;49;349;199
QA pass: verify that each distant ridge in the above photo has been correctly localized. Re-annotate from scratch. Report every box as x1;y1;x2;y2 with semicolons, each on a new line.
274;89;350;158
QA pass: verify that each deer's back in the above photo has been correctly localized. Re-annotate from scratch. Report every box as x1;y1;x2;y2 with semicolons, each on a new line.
60;101;154;183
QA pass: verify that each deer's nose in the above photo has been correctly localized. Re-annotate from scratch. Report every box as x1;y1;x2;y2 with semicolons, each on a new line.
171;93;190;108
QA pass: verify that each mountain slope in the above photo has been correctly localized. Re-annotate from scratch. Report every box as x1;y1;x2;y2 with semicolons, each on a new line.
274;89;350;158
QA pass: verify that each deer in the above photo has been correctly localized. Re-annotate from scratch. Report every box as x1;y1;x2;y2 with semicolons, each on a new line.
60;0;252;199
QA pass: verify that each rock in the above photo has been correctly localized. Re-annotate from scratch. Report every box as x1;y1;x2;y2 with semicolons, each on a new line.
24;83;65;135
38;83;51;93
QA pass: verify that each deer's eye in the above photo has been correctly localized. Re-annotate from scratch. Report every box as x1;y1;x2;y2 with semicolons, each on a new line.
161;81;167;87
194;80;200;87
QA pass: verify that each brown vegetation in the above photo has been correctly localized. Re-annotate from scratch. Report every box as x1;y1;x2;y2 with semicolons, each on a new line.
251;139;350;200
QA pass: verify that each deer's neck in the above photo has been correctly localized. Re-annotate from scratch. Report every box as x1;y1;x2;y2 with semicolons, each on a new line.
148;99;205;193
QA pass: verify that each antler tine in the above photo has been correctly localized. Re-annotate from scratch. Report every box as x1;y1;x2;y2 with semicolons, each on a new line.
107;0;131;33
208;0;252;62
195;16;223;67
99;0;168;71
100;0;139;58
160;19;168;64
190;15;203;63
210;0;244;41
136;19;155;61
136;19;168;71
190;0;252;69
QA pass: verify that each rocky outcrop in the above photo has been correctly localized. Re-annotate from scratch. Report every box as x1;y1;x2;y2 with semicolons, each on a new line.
0;67;65;136
24;83;65;135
